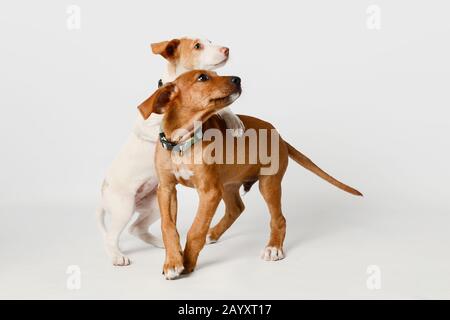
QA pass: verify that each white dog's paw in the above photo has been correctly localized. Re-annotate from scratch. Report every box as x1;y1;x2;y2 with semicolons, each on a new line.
230;119;245;137
261;246;285;261
164;266;184;280
112;254;131;266
231;128;245;138
205;234;218;245
224;114;245;137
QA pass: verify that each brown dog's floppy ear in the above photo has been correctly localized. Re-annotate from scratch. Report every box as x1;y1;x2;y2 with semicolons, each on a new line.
151;39;181;60
138;83;178;119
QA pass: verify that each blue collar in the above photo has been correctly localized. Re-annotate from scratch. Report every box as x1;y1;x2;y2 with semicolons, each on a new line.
159;125;203;155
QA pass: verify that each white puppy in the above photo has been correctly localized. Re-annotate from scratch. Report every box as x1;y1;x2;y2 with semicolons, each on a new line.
97;38;243;266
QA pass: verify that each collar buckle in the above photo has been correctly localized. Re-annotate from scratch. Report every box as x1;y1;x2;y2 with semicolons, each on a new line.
159;126;203;155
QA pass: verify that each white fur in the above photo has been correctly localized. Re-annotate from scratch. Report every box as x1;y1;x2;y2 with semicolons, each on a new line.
261;246;285;261
163;39;228;83
97;38;236;266
217;107;245;137
206;234;217;245
97;114;164;265
173;166;194;181
197;38;229;69
218;93;244;137
164;266;184;280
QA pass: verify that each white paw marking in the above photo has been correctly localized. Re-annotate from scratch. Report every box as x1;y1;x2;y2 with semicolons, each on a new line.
206;234;217;245
261;246;284;261
112;255;131;266
164;266;184;280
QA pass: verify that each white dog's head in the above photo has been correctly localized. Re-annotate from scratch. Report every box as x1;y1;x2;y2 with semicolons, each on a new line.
151;38;229;72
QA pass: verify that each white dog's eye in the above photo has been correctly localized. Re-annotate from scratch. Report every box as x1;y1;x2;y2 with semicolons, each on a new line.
194;43;201;50
197;74;209;82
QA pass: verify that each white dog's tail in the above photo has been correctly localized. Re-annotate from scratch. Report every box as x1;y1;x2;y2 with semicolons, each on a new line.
96;205;107;237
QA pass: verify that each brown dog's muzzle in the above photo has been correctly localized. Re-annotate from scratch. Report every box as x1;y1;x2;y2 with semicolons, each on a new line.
228;76;242;95
230;76;241;87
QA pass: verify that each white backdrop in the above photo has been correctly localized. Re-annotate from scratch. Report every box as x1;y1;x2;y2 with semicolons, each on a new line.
1;1;450;299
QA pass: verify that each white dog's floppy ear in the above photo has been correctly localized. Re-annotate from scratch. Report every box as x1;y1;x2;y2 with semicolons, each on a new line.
151;39;181;60
138;83;178;119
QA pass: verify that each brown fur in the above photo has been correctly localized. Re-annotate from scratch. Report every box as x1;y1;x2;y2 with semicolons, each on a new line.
143;70;362;278
151;38;205;71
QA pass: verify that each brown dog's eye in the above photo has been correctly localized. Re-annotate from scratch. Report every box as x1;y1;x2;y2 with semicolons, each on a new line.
197;74;209;82
194;43;201;50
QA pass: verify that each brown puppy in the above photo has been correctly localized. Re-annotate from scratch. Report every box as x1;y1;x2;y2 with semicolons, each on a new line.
138;70;362;279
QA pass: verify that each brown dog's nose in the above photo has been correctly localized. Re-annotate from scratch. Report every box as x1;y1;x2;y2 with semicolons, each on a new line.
230;76;241;86
221;47;229;57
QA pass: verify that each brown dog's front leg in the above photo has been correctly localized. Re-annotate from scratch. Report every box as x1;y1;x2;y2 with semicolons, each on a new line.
158;184;183;280
183;188;222;274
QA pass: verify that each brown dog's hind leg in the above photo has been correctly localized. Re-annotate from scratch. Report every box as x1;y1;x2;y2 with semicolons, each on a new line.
183;187;222;274
206;184;245;244
258;175;286;261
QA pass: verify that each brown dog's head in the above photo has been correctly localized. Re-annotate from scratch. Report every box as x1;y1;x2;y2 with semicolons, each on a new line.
138;70;241;134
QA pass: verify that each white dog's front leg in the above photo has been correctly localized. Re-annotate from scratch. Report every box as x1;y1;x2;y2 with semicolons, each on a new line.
217;107;245;137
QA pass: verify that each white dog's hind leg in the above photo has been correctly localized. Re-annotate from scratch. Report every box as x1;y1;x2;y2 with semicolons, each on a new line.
96;205;107;237
104;192;135;266
129;192;164;248
129;213;164;248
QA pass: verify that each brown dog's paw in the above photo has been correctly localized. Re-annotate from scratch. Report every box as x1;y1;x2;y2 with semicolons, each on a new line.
163;264;184;280
163;255;184;280
205;233;218;245
261;246;285;261
182;258;197;275
181;266;194;275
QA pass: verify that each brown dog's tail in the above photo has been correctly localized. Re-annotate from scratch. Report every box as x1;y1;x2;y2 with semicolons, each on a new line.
286;142;363;196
